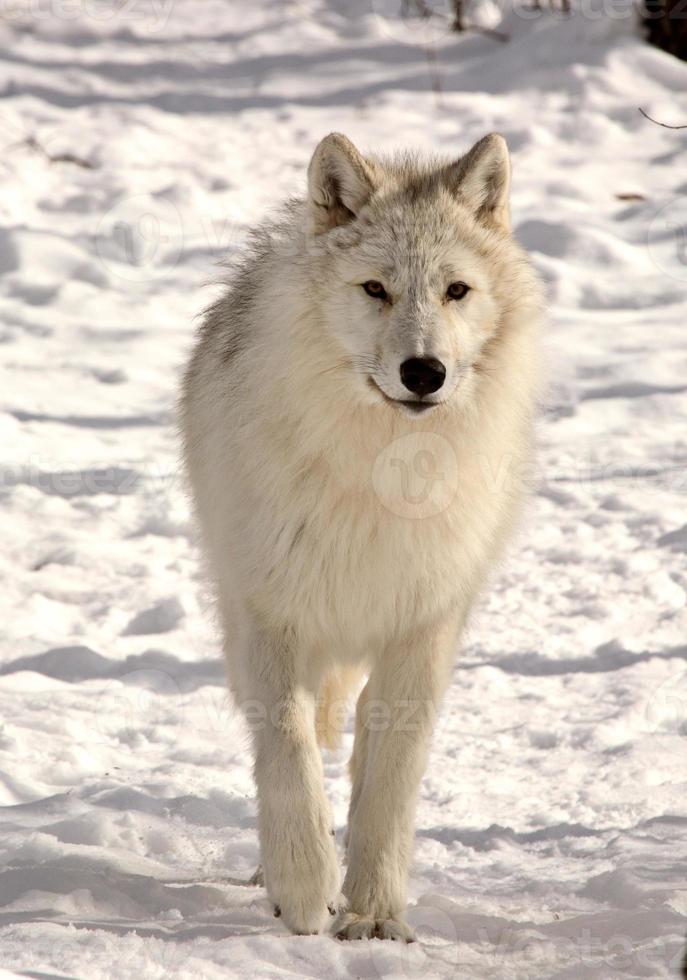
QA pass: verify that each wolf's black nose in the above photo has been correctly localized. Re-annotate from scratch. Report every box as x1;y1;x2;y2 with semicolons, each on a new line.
400;358;446;396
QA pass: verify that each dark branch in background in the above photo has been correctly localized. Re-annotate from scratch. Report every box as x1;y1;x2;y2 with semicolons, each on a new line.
639;107;687;130
14;135;96;168
643;0;687;62
425;45;443;106
401;0;509;41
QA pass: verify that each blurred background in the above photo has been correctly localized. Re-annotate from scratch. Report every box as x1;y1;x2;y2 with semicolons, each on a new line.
0;2;686;978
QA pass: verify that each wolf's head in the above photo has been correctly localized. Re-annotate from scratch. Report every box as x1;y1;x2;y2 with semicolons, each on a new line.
305;132;539;417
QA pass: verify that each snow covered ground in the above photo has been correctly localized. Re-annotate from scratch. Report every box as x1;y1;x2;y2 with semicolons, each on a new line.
1;1;686;976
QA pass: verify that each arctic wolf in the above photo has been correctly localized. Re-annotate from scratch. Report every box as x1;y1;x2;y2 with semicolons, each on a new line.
181;132;542;940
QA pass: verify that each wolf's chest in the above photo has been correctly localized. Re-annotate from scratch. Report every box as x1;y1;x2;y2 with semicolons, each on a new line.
265;479;478;652
252;412;520;650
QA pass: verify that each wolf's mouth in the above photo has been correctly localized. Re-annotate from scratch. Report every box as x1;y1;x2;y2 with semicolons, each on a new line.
367;377;439;413
396;400;436;414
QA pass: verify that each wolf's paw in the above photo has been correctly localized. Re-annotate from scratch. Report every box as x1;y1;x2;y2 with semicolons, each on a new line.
274;895;343;928
333;910;416;942
265;836;341;935
273;888;341;935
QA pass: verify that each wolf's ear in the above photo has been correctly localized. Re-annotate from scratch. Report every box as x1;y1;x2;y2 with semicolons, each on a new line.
308;133;378;234
445;134;511;233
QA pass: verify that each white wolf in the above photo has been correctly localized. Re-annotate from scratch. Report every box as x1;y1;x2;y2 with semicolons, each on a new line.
180;132;542;941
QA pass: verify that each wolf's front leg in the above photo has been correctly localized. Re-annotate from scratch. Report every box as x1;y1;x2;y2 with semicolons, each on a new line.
244;625;340;935
336;617;457;941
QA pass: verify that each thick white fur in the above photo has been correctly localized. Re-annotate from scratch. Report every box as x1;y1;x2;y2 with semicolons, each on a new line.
180;133;543;939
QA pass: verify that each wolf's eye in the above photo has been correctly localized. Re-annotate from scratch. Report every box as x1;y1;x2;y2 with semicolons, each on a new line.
362;280;388;300
447;281;470;301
